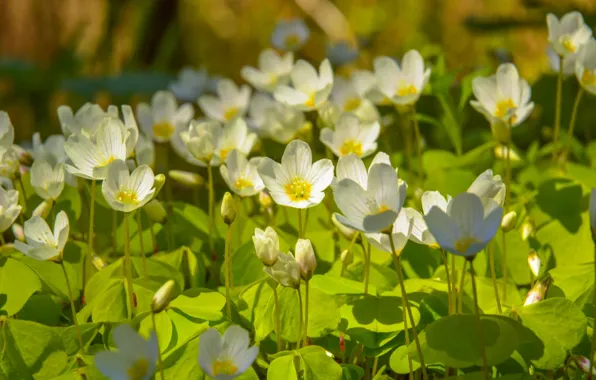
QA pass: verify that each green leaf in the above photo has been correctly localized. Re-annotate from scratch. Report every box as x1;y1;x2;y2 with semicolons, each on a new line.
165;308;210;355
162;336;204;379
267;346;342;380
221;241;266;286
138;310;173;353
389;344;421;374
18;294;63;326
16;254;79;302
267;352;298;380
0;257;42;317
169;288;226;321
59;322;102;356
311;274;376;295
341;364;365;380
548;263;594;306
518;298;587;369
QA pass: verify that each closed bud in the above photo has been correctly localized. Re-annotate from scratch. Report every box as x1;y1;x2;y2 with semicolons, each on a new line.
332;214;359;242
494;145;521;162
253;227;279;266
153;174;166;199
11;223;24;242
527;249;541;277
169;170;204;188
263;252;301;289
520;218;535;241
501;210;518;232
144;199;167;224
152;279;176;313
258;191;273;209
523;276;552;306
221;192;236;225
570;355;596;375
91;255;107;270
295;239;317;281
33;199;53;219
340;249;353;266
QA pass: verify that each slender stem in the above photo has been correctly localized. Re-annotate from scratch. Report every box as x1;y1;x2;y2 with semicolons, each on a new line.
563;88;584;166
553;54;564;159
412;106;423;184
360;241;371;294
297;287;303;350
84;179;96;293
112;210;117;257
489;241;502;314
151;312;165;380
164;146;174;249
60;261;83;352
136;211;148;285
123;214;135;318
589;243;596;378
273;285;281;352
501;231;508;304
298;209;303;238
390;233;428;380
0;234;5;245
439;249;452;314
304;280;310;347
372;357;379;378
224;224;233;319
148;210;157;254
458;260;467;313
469;259;489;380
207;165;214;255
16;176;27;224
400;273;414;379
503;134;511;303
451;255;456;313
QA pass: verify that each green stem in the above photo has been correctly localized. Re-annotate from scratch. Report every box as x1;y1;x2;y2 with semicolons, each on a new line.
0;234;5;245
273;285;281;352
112;210;117;258
412;105;423;184
469;258;489;380
304;280;309;347
489;241;502;314
401;280;414;379
124;214;135;318
224;224;233;319
298;209;303;238
147;209;157;254
451;255;456;313
589;243;596;377
439;249;453;314
562;88;584;166
13;179;24;227
297;287;303;350
60;261;83;352
503;134;511;303
390;235;428;380
372;356;379;378
553;55;564;158
136;211;148;285
84;179;96;293
359;241;371;294
151;312;165;380
458;260;467;313
207;165;214;255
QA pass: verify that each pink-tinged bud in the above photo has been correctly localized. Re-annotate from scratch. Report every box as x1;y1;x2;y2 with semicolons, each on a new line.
520;217;535;241
570;355;596;375
523;276;552;306
527;250;541;277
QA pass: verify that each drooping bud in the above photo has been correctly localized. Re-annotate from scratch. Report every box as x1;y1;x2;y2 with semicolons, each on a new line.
144;199;167;224
332;213;359;242
11;223;24;242
152;174;166;199
221;192;236;225
295;239;317;281
252;227;279;266
527;249;541;277
258;191;273;209
501;210;518;232
523;276;552;306
32;199;53;219
91;255;107;270
152;279;176;313
263;252;301;289
340;249;353;266
169;170;204;188
520;217;535;241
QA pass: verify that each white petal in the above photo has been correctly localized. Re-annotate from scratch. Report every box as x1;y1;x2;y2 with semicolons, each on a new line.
447;193;485;239
129;165;155;200
54;211;70;252
421;191;450;215
281;140;312;179
198;328;222;377
335;154;367;189
24;216;55;247
94;351;130;380
307;159;333;193
424;207;459;253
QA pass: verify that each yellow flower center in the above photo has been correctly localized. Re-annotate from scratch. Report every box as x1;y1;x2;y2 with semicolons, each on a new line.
582;69;596;86
455;237;478;254
285;177;312;202
397;84;418;97
212;359;238;376
153;122;175;139
268;74;279;86
560;36;576;53
116;189;139;205
339;139;363;156
429;243;441;250
494;98;517;123
305;93;316;107
344;97;362;112
219;148;231;161
99;155;117;167
127;358;150;380
284;34;301;49
234;177;253;190
224;107;239;121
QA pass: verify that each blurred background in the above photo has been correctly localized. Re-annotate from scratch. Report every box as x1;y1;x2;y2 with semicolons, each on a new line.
1;0;596;146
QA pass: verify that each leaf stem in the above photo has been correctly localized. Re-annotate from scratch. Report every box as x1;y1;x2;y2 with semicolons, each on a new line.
298;209;303;239
458;260;467;313
136;210;148;285
224;224;233;319
60;261;83;352
503;133;511;303
151;311;165;380
412;105;424;184
123;214;135;318
273;285;281;352
297;287;303;350
489;241;502;314
553;54;564;160
84;179;96;294
439;249;453;314
207;165;215;255
589;243;596;378
303;280;309;347
562;88;584;167
469;258;489;380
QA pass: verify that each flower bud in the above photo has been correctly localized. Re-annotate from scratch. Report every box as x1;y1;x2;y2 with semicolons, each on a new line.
501;210;518;232
152;174;166;199
570;355;596;375
11;223;24;242
332;213;359;242
144;199;167;224
520;217;535;241
263;252;301;289
12;145;33;166
91;255;107;270
523;276;552;306
527;249;541;277
494;145;521;162
258;191;273;209
32;199;53;219
340;249;353;266
253;227;279;266
295;239;317;281
221;192;236;225
169;170;204;188
152;279;176;313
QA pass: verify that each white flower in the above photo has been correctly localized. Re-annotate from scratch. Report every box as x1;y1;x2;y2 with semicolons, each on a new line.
247;94;305;143
258;140;333;209
134;133;155;167
467;169;506;206
470;63;535;131
64;117;128;180
0;186;21;233
274;59;333;111
57;103;118;137
351;70;391;106
365;210;414;255
32;133;67;165
0;148;20;179
169;67;211;101
547;47;576;76
252;226;279;266
330;76;379;123
220;150;264;197
199;79;251;122
407;190;452;248
102;160;156;213
263;251;301;288
120;105;140;158
198;325;259;380
373;51;431;106
423;192;503;257
136;91;194;143
271;18;310;52
30;160;65;201
241;49;294;92
14;211;69;261
0;111;14;151
546;11;592;57
575;38;596;95
95;324;158;380
295;238;316;280
332;153;406;233
320;113;380;158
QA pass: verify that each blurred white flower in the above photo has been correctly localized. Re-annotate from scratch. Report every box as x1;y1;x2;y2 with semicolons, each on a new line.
274;59;333;111
330;76;380;123
248;93;305;144
575;38;596;95
467;169;506;206
351;70;391;106
30;160;65;201
271;18;310;52
136;91;194;144
241;49;294;92
169;67;211;101
102;160;156;213
546;11;592;57
263;251;301;288
0;186;21;233
95;324;158;380
253;226;279;266
373;51;431;106
15;211;69;261
0;111;15;150
199;79;251;122
58;103;118;137
320;113;380;158
220;150;264;197
258;140;333;209
547;47;576;76
327;41;359;66
134;133;155;168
